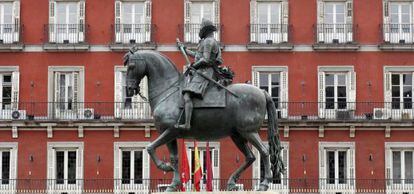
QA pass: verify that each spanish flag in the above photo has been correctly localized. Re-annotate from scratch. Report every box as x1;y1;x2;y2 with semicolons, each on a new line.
193;141;202;191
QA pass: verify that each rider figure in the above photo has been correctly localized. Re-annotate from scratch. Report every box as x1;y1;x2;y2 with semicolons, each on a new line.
175;18;223;130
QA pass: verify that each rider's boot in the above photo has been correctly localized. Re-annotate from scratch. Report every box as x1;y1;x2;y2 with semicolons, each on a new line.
175;93;192;130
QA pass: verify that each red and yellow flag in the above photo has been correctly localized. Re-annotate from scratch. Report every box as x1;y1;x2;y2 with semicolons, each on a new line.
193;141;202;191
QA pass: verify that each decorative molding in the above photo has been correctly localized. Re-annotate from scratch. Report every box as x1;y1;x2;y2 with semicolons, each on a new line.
385;125;391;138
252;66;288;73
349;125;355;138
284;125;289;138
385;142;414;149
318;66;354;72
319;125;324;138
0;66;19;72
78;126;84;138
114;125;120;138
319;141;355;149
47;125;53;138
11;125;18;138
384;66;414;72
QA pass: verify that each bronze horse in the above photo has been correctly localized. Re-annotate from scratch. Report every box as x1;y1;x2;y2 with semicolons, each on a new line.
124;50;284;191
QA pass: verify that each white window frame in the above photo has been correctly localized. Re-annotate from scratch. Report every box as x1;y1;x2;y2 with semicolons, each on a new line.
114;142;150;194
0;142;17;194
324;73;348;109
383;0;414;43
384;66;414;120
184;142;220;191
114;66;150;120
114;0;152;44
48;66;85;120
0;66;21;120
49;0;85;43
250;0;288;44
252;66;288;118
317;0;353;43
319;142;355;194
47;142;83;194
0;0;19;44
252;141;289;192
184;0;220;43
318;66;356;119
385;142;414;194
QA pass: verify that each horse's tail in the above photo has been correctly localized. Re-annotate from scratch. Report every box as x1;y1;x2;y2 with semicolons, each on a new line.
264;91;285;175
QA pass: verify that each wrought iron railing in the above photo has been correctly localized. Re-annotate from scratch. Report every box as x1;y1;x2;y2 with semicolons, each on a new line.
181;23;221;44
315;23;356;44
249;23;290;44
44;24;88;44
382;23;414;44
0;178;413;193
0;24;21;44
112;23;155;44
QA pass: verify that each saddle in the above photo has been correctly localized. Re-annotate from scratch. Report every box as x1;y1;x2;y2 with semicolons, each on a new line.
180;85;227;108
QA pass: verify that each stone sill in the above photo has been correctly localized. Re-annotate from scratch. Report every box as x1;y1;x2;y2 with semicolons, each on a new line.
312;43;360;51
379;43;414;51
43;43;90;51
246;42;293;51
109;42;157;51
0;43;24;52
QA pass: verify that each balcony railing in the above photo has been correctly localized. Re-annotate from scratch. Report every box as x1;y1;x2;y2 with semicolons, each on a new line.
1;101;414;122
45;24;87;44
382;23;414;44
0;178;413;193
315;24;356;44
0;24;21;44
112;23;155;44
249;23;289;44
182;23;221;44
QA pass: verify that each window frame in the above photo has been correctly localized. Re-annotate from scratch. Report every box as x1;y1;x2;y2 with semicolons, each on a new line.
0;142;17;191
385;142;414;192
324;72;348;110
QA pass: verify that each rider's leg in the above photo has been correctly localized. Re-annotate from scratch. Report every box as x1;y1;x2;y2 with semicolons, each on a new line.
176;92;193;130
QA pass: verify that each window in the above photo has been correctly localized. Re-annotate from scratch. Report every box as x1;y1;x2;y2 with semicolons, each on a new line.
385;143;414;192
384;67;414;119
55;72;78;111
318;67;356;119
0;69;19;114
317;0;353;43
47;142;83;193
0;1;19;44
114;67;149;119
391;73;413;109
49;0;85;43
384;1;413;43
253;67;288;118
253;142;288;191
184;0;220;43
0;143;17;191
114;0;152;44
184;142;220;191
319;142;355;193
114;142;150;193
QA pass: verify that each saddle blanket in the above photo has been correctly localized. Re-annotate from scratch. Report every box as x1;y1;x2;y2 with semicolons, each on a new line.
180;85;226;108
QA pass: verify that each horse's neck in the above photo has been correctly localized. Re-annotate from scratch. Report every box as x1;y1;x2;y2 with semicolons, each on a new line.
146;57;181;108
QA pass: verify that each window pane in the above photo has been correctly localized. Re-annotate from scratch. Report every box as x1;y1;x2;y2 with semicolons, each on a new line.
405;152;413;184
122;3;133;24
390;4;399;15
338;98;347;109
392;74;400;85
327;151;335;184
338;151;347;184
269;3;280;24
67;151;77;184
403;74;412;85
1;151;10;184
337;75;346;86
326;87;334;98
56;151;64;184
259;73;269;91
134;4;144;24
122;151;131;184
326;98;335;109
393;151;402;184
392;98;401;109
325;74;334;85
338;86;347;98
134;151;143;184
403;86;412;98
392;86;400;97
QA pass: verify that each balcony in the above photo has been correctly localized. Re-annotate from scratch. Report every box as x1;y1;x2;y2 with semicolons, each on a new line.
180;23;222;48
110;24;157;51
43;24;89;51
380;24;414;50
247;23;293;51
0;178;412;193
313;24;359;51
0;24;23;51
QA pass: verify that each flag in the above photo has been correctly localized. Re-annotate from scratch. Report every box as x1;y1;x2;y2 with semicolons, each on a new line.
193;141;202;191
180;140;190;191
205;142;213;191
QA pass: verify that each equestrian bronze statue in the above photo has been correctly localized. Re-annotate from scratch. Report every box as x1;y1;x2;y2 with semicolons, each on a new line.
123;19;284;192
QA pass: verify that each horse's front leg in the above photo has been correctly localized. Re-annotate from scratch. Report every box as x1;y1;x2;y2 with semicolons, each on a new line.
165;139;181;192
147;128;178;172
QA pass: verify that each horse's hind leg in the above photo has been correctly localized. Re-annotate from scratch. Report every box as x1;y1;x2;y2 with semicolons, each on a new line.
243;132;271;191
165;139;181;191
227;133;256;191
147;128;178;172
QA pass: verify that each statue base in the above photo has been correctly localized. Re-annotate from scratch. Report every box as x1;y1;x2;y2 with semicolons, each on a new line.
152;192;277;194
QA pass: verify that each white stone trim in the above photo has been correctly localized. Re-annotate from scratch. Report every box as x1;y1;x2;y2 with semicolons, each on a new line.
46;141;84;180
318;66;354;72
0;142;18;191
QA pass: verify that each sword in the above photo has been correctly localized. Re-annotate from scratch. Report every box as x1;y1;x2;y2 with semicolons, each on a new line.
176;38;239;98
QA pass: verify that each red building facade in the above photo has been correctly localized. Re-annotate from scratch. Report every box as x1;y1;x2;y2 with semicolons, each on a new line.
0;0;413;193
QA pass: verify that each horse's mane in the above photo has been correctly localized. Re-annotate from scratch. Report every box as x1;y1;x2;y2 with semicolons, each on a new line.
136;50;181;75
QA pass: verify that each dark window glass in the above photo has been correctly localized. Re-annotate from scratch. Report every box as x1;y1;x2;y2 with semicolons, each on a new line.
67;151;76;184
325;87;334;98
122;151;131;184
327;151;335;184
405;151;413;184
338;86;347;98
338;151;347;184
338;98;347;109
392;86;400;97
326;98;335;109
259;73;269;92
56;151;64;184
1;151;10;184
134;151;143;184
393;151;401;184
325;74;334;85
403;74;412;85
392;74;400;85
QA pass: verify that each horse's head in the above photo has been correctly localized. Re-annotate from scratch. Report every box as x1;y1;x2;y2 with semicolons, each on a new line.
124;50;147;97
